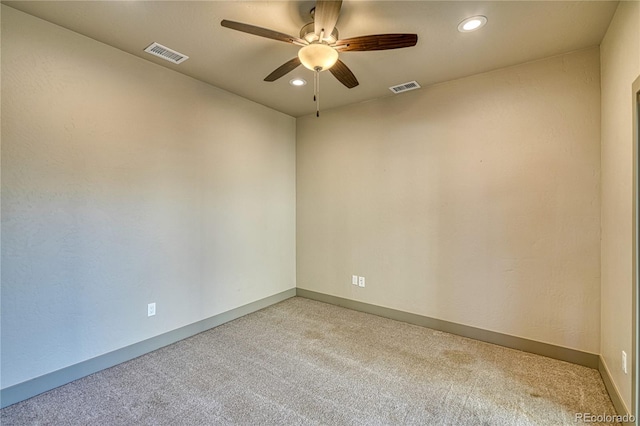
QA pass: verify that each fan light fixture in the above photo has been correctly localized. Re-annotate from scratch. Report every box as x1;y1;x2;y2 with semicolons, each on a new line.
458;16;487;32
298;43;339;71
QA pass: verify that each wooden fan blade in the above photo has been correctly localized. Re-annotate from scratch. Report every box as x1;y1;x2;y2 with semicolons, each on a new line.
314;0;342;39
334;34;418;51
329;59;358;89
264;57;302;82
221;20;306;46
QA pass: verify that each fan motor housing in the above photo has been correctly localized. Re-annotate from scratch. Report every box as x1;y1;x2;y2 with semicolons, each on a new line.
300;22;339;44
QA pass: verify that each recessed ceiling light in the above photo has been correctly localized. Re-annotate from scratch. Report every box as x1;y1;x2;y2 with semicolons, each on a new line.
290;78;307;86
458;16;488;32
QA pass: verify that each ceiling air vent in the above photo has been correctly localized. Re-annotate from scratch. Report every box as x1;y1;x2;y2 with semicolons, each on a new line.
389;81;421;94
144;42;189;64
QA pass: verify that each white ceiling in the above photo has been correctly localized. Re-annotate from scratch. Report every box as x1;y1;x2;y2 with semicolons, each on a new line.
4;1;618;117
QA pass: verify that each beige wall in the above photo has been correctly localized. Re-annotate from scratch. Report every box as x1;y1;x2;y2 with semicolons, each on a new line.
297;48;601;354
1;6;296;388
600;1;640;413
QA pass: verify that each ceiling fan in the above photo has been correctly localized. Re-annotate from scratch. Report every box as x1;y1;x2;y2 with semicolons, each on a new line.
221;0;418;116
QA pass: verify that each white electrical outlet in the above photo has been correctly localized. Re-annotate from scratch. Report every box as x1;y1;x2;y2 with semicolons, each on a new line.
352;275;359;286
148;302;156;317
622;351;627;374
358;276;365;287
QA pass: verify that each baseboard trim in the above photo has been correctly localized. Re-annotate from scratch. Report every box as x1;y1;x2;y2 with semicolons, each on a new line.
599;356;635;425
296;288;599;369
1;288;296;409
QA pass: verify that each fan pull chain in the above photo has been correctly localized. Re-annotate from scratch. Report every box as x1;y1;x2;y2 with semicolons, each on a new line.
314;67;321;117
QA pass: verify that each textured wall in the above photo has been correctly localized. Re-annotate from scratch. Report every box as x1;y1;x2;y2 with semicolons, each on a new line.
600;1;640;412
297;48;601;353
1;6;296;388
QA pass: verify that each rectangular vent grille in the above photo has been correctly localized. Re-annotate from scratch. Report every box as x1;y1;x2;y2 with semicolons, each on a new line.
389;81;421;94
144;42;189;64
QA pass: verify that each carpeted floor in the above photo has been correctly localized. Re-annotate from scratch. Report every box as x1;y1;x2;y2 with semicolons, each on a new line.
1;297;619;425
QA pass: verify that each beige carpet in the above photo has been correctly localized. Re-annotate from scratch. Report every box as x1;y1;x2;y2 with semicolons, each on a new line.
1;297;618;425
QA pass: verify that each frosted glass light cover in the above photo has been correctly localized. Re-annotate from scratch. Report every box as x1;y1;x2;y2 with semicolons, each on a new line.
298;44;339;71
